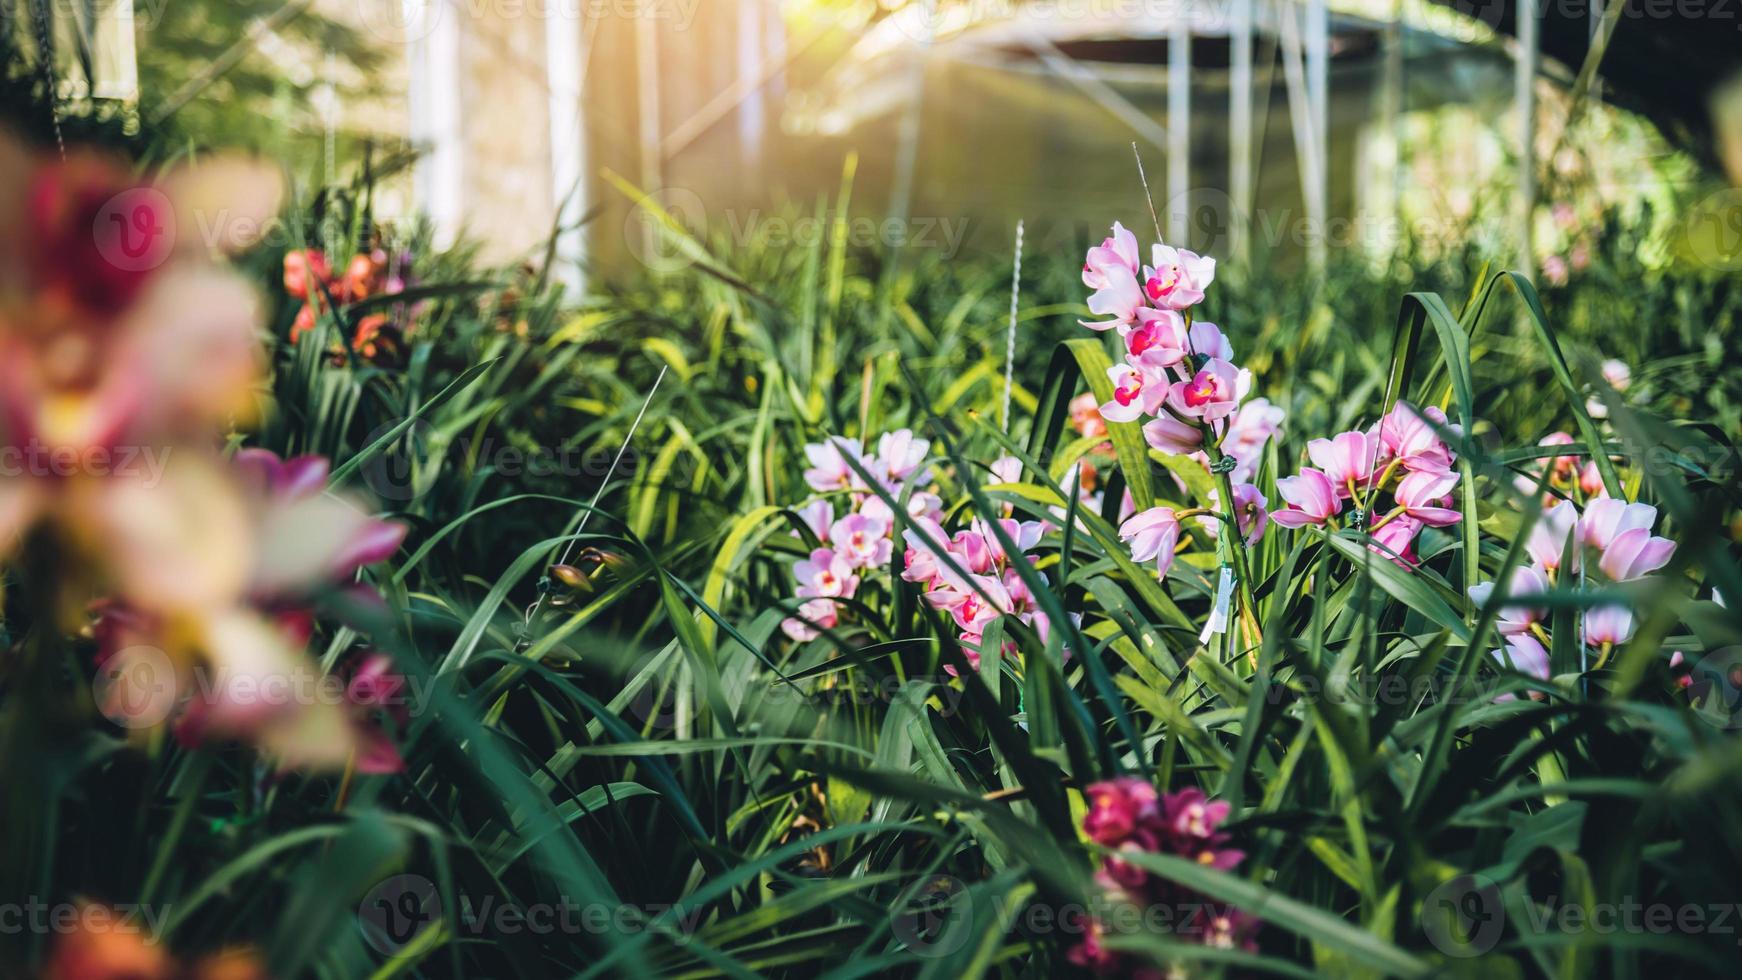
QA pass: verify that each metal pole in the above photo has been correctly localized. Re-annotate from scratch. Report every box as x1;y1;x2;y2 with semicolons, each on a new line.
1305;0;1328;270
546;1;586;292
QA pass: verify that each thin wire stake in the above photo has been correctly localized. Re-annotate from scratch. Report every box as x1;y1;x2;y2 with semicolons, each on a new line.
1001;219;1024;432
1131;141;1165;242
518;365;668;644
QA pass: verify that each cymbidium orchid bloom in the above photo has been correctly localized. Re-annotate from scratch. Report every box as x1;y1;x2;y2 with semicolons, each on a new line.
1167;357;1242;422
1526;502;1580;575
1468;565;1551;638
1583;604;1636;647
830;512;893;568
1119;506;1182;579
1307;430;1375;498
1080;222;1144;330
1490;634;1551;702
1370;515;1425;567
1597;526;1676;581
802;437;864;491
1373;402;1458;473
1099;362;1165;423
1270;468;1341;527
794;548;859;599
1394;469;1463;526
1143;242;1216;311
1538;431;1579;479
1072;778;1257;968
1126;307;1190;367
786;429;940;643
1143;413;1204;455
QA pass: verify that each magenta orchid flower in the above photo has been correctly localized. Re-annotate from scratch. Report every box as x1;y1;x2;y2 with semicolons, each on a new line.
1578;499;1657;551
1118;506;1182;578
899;518;949;587
1370;515;1424;566
1526;502;1580;574
1126;308;1191;367
1187;320;1235;361
1143;242;1216;311
1270;468;1341;527
794;499;834;543
1166;357;1242;422
1099;362;1166;423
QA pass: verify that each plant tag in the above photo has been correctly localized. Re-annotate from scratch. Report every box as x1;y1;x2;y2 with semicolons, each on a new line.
1199;566;1235;644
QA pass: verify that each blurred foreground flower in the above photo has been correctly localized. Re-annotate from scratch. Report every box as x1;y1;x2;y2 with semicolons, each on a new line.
42;905;265;980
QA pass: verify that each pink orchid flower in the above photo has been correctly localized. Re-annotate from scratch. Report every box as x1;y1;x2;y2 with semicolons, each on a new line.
1219;398;1285;483
1490;634;1551;701
1306;431;1375;498
1578;459;1607;498
794;499;834;543
1395;469;1462;526
1083;777;1162;846
1198;484;1268;545
1526;502;1580;574
1538;431;1579;478
1080;222;1144;330
1069;392;1109;440
829;512;893;568
1584;604;1636;646
1468;564;1551;637
780;597;838;642
1119;506;1182;578
1186;320;1235;361
1578;498;1657;551
1127;308;1192;368
1099;362;1167;423
794;547;858;599
1143;414;1204;455
1166;357;1242;422
1143;243;1216;310
1370;515;1424;567
875;429;929;483
802;437;864;491
1374;402;1457;473
1598;526;1676;581
1271;468;1341;527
